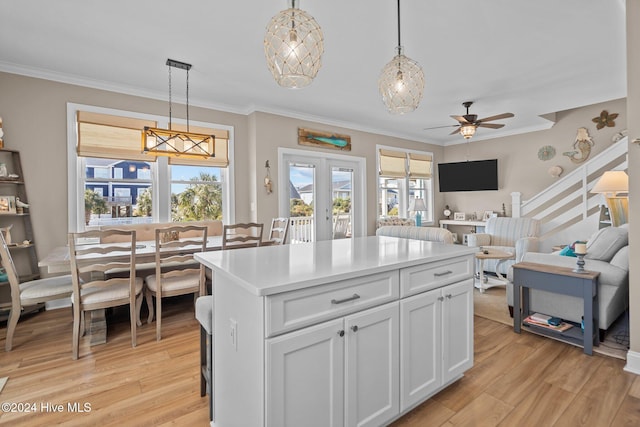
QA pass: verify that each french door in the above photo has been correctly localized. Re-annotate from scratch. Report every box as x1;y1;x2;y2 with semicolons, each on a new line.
279;148;365;242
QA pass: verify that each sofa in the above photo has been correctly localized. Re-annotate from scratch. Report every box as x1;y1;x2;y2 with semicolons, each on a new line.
507;224;629;336
376;225;454;244
467;217;540;275
376;217;415;229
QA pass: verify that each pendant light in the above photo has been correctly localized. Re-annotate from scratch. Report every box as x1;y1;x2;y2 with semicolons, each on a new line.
378;0;425;114
143;59;215;159
264;0;324;89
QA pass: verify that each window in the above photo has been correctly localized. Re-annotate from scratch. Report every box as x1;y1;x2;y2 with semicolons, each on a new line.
68;104;234;231
377;146;434;224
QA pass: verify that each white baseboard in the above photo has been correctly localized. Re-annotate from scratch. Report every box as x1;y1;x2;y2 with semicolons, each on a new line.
624;350;640;375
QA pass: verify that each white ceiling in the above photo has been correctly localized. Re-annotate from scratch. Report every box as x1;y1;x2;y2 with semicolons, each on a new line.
0;1;627;146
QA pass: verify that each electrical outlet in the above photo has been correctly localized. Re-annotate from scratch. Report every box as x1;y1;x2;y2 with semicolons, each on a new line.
230;318;238;351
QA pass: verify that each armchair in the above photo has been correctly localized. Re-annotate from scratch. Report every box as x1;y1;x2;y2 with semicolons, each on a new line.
467;217;540;275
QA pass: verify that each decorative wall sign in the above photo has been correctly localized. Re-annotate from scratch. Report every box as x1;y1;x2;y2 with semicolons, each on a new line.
537;145;556;161
563;127;594;164
298;128;351;151
592;110;618;130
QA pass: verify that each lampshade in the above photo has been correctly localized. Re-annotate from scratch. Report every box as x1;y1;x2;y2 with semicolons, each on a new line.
264;0;324;89
591;171;629;196
409;198;427;212
460;124;477;139
378;0;424;114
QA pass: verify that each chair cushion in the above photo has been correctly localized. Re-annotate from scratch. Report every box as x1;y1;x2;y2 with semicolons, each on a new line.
20;275;74;300
585;226;628;262
195;295;214;334
75;277;143;305
145;272;201;293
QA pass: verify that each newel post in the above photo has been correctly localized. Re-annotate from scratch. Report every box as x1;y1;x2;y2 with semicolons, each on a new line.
511;192;522;218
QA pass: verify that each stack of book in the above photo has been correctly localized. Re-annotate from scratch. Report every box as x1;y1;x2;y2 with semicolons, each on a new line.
524;313;573;332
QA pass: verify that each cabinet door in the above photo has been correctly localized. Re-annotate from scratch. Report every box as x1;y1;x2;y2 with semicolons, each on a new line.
344;302;399;427
399;288;441;411
266;318;345;427
442;279;474;384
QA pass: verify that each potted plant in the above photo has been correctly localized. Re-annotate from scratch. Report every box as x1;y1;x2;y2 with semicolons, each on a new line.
84;190;108;225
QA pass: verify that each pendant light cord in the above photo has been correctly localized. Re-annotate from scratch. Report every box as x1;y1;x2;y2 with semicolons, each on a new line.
168;65;172;131
397;0;401;48
186;68;190;132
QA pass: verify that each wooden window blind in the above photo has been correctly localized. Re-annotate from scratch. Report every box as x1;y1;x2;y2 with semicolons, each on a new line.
378;149;407;178
408;153;432;178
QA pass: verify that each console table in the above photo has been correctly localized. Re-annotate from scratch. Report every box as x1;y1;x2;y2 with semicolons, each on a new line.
512;262;600;355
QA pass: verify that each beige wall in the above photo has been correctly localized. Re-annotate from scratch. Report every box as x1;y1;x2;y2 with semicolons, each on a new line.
441;98;627;218
626;0;639;359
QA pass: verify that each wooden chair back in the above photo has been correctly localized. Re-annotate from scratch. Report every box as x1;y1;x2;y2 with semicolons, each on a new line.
268;217;289;245
222;223;264;250
152;224;208;298
333;214;351;239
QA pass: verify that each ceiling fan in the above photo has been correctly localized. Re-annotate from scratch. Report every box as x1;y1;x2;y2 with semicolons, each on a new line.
425;101;514;139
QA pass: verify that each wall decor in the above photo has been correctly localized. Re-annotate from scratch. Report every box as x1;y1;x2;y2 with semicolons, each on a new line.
563;127;594;164
453;212;466;221
298;128;351;151
482;210;494;221
611;129;627;143
548;165;563;178
0;195;16;214
537;145;556;161
592;110;618;130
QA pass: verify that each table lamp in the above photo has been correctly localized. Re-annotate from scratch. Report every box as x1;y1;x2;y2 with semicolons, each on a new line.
409;198;427;227
591;171;629;227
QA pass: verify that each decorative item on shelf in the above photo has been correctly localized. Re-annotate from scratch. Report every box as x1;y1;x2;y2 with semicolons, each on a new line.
1;224;13;245
378;0;424;114
15;197;28;214
482;210;494;221
453;212;466;221
591;170;629;227
264;0;324;89
142;59;215;159
548;165;563;178
0;196;16;214
443;205;451;219
573;243;587;273
537;145;556;161
563;127;594;164
501;203;506;217
264;160;273;194
0;163;6;178
298;128;351;151
408;198;426;227
0;117;3;149
592;110;618;130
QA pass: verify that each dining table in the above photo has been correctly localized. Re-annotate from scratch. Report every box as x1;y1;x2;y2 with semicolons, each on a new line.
38;235;225;346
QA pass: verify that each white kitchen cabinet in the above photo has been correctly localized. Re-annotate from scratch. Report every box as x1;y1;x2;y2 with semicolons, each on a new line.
399;278;473;411
195;236;476;427
267;302;399;427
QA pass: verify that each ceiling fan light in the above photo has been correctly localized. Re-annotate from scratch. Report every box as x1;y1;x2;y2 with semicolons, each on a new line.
264;0;324;89
460;124;476;139
378;47;425;114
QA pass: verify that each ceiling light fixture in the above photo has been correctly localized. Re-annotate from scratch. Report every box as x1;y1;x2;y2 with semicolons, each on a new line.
264;0;324;89
378;0;425;114
459;124;477;139
142;59;215;159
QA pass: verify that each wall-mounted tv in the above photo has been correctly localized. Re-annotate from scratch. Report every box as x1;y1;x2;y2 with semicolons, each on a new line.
438;159;498;192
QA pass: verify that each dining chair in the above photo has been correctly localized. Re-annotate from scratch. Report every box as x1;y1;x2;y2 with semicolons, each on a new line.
222;223;263;250
144;224;208;341
68;229;144;360
268;217;289;245
1;231;73;351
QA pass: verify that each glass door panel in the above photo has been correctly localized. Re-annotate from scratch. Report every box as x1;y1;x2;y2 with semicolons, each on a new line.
331;166;353;239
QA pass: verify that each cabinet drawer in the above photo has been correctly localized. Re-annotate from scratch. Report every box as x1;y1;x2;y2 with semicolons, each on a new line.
400;255;473;297
265;271;399;337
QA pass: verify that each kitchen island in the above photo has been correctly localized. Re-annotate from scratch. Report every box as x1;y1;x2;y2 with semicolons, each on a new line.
195;236;476;427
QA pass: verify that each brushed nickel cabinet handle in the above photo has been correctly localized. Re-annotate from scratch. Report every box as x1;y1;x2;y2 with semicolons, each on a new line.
434;270;453;277
331;294;361;305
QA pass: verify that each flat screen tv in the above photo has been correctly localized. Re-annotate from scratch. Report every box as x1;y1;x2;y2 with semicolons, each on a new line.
438;159;498;192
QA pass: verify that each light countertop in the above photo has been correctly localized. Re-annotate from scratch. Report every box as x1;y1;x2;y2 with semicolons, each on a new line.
194;236;476;296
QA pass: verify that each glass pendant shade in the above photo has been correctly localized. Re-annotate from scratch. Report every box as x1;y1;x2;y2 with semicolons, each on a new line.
460;124;477;139
264;0;324;89
378;47;425;114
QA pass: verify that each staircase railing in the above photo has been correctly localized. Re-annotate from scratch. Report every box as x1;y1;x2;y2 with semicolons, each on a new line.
511;137;628;240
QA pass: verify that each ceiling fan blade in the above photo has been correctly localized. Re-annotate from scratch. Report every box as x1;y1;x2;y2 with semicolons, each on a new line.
423;124;458;131
477;123;505;129
449;128;461;135
450;115;470;124
476;112;514;123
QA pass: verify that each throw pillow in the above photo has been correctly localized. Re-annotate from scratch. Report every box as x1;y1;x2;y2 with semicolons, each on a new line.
559;246;576;257
585;226;629;262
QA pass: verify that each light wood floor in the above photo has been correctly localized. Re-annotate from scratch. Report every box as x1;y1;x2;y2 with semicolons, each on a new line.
1;298;639;426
